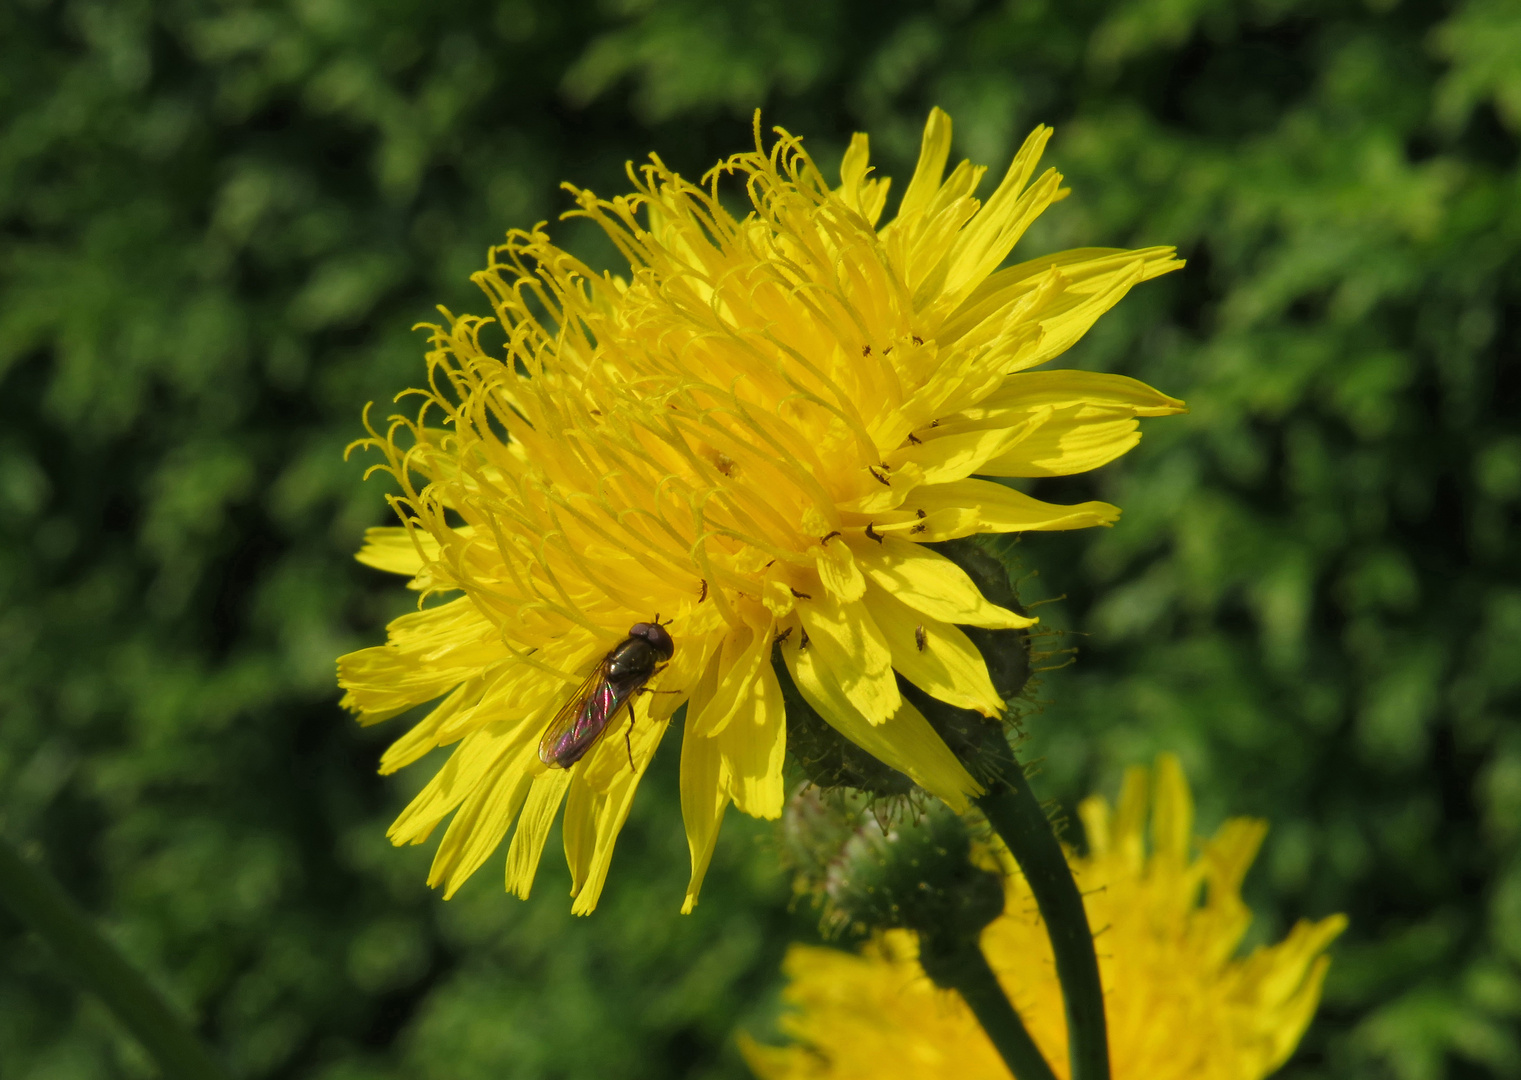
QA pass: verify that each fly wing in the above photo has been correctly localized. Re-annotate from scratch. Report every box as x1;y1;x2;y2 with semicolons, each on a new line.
538;658;642;769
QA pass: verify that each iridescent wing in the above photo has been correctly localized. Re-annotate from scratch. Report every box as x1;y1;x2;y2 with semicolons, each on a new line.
538;656;640;769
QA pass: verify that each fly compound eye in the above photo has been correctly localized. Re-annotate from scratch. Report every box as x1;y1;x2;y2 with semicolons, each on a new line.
633;621;675;660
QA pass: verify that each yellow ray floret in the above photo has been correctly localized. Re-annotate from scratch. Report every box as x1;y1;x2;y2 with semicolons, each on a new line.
337;107;1185;913
743;755;1347;1080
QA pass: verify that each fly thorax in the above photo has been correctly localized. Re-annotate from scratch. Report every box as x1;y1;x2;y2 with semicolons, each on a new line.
607;638;657;681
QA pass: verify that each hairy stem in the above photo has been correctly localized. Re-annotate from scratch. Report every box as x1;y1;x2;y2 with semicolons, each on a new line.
933;939;1060;1080
976;753;1110;1080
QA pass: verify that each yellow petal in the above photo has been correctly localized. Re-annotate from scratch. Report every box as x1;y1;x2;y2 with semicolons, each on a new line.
505;769;572;899
941;246;1182;345
860;587;1004;716
561;770;599;899
568;709;672;914
892;107;953;231
435;662;560;745
979;415;1143;477
647;626;716;725
883;417;1045;484
1114;764;1150;873
1261;949;1334;1071
387;722;531;847
1150;752;1195;864
841;505;979;544
696;620;778;739
795;590;899;725
337;645;458;724
850;534;1034;629
686;625;753;737
337;597;506;721
815;538;866;603
937;126;1061;305
837;131;890;227
951;370;1186;477
762;575;797;618
431;764;534;899
377;676;484;774
1015;259;1156;372
979;369;1188;417
1244;914;1348;1071
355;525;476;592
1202;817;1268;899
781;636;980;810
721;659;787;818
355;526;437;576
681;631;726;727
1078;793;1112;858
679;718;730;914
736;1033;800;1080
835;459;924;515
910;478;1120;533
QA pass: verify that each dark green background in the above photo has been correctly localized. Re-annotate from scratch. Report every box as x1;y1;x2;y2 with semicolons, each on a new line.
2;0;1518;1076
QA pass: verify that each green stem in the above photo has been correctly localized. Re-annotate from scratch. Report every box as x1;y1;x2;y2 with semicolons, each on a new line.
939;942;1060;1080
0;833;229;1080
975;755;1110;1080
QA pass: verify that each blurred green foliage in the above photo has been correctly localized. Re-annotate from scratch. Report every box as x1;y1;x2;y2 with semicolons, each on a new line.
0;0;1517;1078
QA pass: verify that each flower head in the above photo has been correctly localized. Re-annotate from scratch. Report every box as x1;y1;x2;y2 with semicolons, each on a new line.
338;109;1184;913
743;755;1347;1080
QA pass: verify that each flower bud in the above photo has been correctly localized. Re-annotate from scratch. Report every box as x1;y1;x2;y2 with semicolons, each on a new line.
780;786;1004;971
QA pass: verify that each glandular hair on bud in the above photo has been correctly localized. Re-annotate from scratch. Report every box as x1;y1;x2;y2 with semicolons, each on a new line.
780;786;1004;960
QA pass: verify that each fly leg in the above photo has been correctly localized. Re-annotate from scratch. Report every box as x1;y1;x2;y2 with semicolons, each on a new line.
624;686;679;772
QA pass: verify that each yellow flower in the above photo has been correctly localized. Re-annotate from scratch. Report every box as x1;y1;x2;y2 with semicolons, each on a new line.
743;755;1347;1080
337;109;1185;913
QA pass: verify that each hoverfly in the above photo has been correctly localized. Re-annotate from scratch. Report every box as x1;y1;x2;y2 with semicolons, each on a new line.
537;620;675;770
